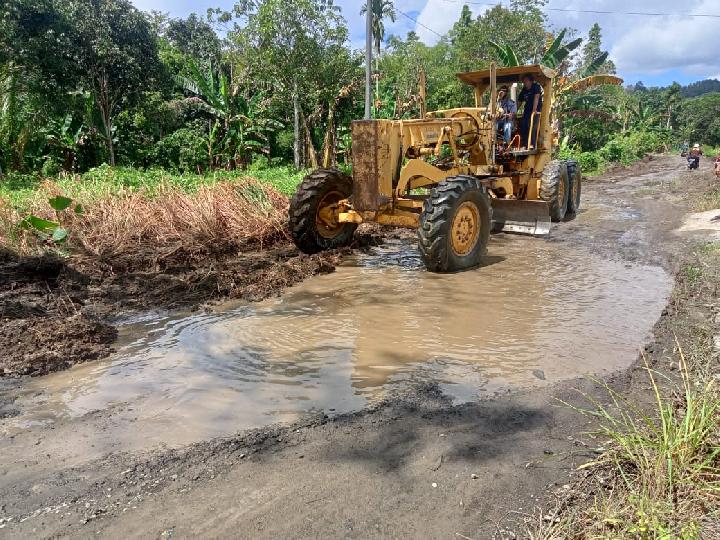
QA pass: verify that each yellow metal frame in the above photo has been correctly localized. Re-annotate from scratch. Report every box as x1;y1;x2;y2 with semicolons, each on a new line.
339;63;557;228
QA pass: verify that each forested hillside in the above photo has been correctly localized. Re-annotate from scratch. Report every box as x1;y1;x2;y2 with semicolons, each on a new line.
1;0;718;180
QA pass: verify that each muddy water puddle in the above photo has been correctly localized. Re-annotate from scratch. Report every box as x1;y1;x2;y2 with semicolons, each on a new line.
5;235;671;450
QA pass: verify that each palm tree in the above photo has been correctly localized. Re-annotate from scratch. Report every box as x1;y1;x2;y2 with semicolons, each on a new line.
361;0;396;115
360;0;396;57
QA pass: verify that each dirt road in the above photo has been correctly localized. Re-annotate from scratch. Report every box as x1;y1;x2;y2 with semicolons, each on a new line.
1;155;718;538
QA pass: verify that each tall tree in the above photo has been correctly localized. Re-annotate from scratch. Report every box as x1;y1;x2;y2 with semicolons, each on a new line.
360;0;396;56
580;23;615;75
663;82;682;130
234;0;354;169
166;14;222;69
61;0;163;165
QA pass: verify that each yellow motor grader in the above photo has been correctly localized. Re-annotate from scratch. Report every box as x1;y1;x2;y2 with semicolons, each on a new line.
289;64;581;272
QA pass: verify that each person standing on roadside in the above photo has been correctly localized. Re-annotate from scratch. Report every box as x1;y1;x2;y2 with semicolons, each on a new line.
518;74;543;149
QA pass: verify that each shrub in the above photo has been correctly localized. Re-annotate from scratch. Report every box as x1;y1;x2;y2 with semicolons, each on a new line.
152;126;207;173
577;151;602;173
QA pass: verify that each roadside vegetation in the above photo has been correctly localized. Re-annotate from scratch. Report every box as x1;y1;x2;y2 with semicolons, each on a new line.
2;0;719;227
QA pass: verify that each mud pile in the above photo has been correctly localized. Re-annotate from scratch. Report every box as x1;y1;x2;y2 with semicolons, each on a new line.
0;241;350;378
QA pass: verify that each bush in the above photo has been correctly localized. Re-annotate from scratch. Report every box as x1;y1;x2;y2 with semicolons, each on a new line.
597;130;672;165
577;151;602;173
152;126;207;173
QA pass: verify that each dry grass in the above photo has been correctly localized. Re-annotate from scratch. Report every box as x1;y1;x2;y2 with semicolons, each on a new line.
0;178;290;273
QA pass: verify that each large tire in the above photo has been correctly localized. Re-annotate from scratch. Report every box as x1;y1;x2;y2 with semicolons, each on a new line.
566;159;582;216
540;160;570;222
289;168;357;254
417;175;492;273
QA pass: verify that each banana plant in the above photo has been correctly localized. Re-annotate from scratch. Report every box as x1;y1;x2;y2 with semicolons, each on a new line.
178;62;282;168
540;29;582;69
489;29;581;69
579;52;610;78
488;41;520;67
44;114;85;172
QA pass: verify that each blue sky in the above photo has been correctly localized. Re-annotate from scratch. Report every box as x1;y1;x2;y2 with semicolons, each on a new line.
131;0;720;87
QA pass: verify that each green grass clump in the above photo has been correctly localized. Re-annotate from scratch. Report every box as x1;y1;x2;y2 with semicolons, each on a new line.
0;164;309;213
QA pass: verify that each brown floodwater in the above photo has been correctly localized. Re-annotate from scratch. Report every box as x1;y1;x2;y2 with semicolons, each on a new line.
4;234;672;449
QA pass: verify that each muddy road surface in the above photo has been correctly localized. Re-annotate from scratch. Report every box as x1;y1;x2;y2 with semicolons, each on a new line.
0;155;716;538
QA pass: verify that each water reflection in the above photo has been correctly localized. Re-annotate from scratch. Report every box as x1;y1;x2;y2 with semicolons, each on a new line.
6;235;671;446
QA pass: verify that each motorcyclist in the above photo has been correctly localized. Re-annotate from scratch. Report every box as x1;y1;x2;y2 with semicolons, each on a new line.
688;143;701;170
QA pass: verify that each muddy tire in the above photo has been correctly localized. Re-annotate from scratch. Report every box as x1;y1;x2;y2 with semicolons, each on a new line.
566;160;582;216
417;175;492;273
540;160;570;222
289;168;357;254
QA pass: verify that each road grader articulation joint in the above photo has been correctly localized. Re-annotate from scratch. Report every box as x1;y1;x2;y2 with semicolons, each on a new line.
289;64;582;272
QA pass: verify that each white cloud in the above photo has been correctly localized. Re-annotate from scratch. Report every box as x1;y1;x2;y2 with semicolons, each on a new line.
415;0;462;43
610;0;720;76
130;0;720;83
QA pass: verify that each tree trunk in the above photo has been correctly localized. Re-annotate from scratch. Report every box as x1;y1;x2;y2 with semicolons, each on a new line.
293;80;301;170
303;112;319;170
95;70;116;166
101;110;115;166
7;64;21;170
321;102;336;168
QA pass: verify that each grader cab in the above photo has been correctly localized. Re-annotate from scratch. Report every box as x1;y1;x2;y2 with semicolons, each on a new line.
289;64;581;272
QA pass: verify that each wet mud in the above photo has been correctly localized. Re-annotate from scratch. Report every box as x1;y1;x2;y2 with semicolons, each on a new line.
2;235;671;454
1;155;718;539
0;240;365;378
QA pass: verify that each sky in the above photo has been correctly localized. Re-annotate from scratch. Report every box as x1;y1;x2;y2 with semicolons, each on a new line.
131;0;720;87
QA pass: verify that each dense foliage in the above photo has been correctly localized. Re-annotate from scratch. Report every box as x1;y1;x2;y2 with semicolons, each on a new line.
1;0;718;179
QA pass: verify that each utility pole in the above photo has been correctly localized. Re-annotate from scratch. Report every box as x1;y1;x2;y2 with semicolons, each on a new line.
365;0;372;120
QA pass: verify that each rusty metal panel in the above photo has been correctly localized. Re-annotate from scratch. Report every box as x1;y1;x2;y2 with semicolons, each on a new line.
351;120;380;211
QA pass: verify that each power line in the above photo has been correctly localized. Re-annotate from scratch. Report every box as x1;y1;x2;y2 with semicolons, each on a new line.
440;0;720;19
396;8;445;37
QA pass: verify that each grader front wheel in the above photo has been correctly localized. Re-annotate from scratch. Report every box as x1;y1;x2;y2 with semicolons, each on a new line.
418;175;491;273
289;169;357;254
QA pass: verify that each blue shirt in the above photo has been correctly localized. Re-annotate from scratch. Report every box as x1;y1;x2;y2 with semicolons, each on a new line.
499;98;517;117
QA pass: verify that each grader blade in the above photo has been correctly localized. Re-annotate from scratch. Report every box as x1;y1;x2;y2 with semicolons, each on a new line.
491;199;551;236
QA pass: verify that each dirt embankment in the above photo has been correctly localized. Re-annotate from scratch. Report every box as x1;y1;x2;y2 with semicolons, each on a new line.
0;243;357;377
0;176;382;377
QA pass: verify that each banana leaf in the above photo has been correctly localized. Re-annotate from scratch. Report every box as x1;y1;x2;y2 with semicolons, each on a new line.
565;75;623;93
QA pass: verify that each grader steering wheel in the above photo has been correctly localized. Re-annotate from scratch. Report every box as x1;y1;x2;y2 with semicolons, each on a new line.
450;111;481;149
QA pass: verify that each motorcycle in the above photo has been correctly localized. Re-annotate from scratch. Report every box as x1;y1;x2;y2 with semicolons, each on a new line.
687;154;700;170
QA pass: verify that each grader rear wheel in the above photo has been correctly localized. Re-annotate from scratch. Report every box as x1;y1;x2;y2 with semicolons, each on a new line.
289;168;357;254
566;160;582;216
540;160;570;222
418;175;491;273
